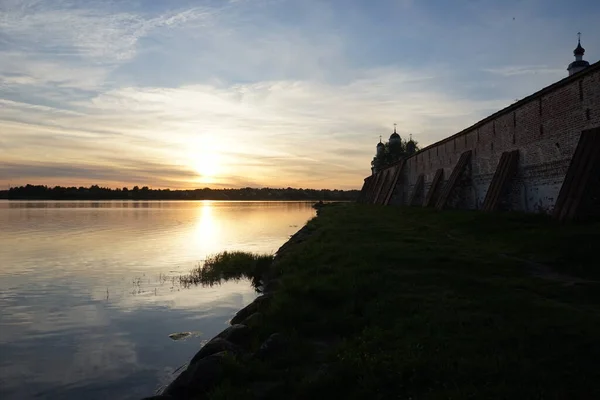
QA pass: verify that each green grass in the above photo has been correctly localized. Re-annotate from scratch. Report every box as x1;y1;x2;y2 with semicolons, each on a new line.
180;251;273;290
206;204;600;399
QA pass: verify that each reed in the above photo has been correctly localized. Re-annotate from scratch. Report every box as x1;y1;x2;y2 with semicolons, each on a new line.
180;251;274;290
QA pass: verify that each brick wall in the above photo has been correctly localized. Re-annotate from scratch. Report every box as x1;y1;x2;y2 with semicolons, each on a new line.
387;62;600;213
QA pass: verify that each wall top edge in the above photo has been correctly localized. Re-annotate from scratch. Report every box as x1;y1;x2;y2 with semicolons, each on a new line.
408;60;600;160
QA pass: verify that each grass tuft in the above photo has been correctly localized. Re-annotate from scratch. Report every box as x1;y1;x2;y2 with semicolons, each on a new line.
180;251;274;290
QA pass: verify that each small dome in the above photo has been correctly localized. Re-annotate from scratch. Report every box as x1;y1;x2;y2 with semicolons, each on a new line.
406;140;416;154
377;142;385;148
569;60;590;69
574;42;585;56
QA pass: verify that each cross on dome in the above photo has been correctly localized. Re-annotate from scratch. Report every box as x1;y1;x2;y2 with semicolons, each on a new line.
574;32;585;56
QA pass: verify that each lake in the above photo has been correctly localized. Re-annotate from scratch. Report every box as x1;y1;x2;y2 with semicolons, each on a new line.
0;200;316;400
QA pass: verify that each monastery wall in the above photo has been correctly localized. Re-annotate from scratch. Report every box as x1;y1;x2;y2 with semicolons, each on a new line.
359;61;600;218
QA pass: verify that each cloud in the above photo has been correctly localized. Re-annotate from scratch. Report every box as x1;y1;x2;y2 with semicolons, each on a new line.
0;66;531;189
0;54;110;91
1;0;599;189
0;99;85;116
0;1;212;62
0;0;216;99
0;160;198;188
484;65;566;77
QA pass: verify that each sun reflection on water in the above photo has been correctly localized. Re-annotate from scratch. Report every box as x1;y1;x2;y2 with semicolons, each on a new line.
192;201;219;257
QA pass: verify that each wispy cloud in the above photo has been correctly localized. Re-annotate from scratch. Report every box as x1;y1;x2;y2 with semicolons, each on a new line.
484;65;566;77
0;1;212;62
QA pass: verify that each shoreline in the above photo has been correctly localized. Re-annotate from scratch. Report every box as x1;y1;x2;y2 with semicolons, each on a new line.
144;217;318;400
143;202;600;399
1;186;359;202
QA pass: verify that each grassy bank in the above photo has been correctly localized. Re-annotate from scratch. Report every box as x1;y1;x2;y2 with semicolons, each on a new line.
199;204;600;399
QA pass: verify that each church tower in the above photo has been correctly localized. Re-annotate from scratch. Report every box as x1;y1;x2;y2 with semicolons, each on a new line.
568;33;590;76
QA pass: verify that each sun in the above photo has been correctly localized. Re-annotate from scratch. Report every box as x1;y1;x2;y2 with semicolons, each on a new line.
186;136;224;184
192;152;220;178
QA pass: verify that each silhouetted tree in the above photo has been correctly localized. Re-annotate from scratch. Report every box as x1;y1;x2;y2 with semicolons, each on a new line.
6;184;360;201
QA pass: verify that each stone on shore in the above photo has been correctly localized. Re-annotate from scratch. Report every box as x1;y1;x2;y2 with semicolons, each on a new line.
190;338;241;365
163;351;231;399
230;294;272;325
216;324;253;348
241;312;263;328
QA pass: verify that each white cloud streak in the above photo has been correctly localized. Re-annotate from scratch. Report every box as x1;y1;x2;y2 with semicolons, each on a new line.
484;65;566;77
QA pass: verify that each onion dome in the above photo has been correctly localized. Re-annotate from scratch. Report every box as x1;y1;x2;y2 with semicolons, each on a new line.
574;40;585;56
376;139;385;156
389;125;401;143
568;33;590;76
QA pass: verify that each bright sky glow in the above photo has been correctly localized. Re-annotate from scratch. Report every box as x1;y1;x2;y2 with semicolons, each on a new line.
1;0;598;189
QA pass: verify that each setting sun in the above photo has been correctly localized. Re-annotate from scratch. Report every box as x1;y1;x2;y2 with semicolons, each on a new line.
187;137;224;183
192;152;220;178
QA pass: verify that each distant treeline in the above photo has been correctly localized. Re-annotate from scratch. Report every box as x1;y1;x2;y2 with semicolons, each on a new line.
2;184;359;201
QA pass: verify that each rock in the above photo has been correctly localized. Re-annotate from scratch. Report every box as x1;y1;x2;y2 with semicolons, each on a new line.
163;351;230;399
168;332;190;341
241;312;263;328
262;279;282;294
230;294;272;325
141;396;173;400
255;333;289;360
190;338;241;365
168;331;201;341
216;324;253;348
230;303;258;325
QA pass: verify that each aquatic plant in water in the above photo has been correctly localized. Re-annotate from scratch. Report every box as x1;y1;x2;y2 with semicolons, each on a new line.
179;251;273;290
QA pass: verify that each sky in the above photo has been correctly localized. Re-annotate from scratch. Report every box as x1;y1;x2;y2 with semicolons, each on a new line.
1;0;599;190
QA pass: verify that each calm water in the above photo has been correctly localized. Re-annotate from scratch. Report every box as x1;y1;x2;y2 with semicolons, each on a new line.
0;201;316;400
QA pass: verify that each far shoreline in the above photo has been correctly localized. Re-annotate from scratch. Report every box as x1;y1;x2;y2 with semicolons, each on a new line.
0;199;347;202
0;184;359;202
